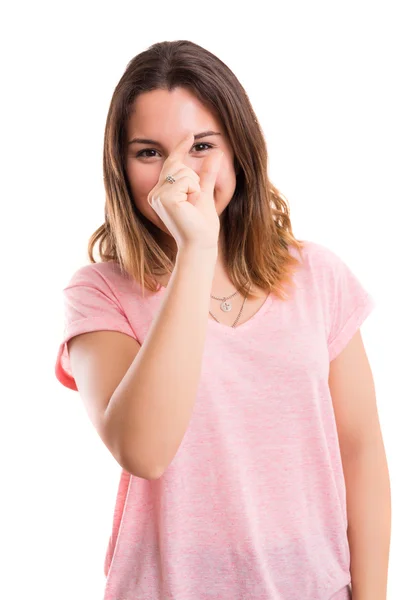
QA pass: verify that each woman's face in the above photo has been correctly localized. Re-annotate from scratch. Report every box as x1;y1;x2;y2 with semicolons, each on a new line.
124;86;238;247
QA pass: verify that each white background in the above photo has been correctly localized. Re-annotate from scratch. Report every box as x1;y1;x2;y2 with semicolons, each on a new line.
1;1;398;598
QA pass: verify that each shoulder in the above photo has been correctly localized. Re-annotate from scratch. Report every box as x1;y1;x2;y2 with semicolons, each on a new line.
291;239;341;264
64;260;130;291
287;239;344;278
287;240;365;303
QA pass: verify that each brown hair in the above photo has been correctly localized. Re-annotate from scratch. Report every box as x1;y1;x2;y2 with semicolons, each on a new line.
88;40;305;301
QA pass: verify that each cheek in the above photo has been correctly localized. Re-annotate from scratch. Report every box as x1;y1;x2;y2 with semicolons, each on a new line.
131;166;158;194
127;166;167;225
215;165;236;194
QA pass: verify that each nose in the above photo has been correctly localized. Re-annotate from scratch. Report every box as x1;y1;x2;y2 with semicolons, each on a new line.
180;154;204;174
163;155;202;177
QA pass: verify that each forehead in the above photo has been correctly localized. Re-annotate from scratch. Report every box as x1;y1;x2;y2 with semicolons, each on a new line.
127;87;220;133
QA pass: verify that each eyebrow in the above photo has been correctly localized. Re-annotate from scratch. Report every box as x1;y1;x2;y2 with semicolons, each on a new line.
128;130;222;146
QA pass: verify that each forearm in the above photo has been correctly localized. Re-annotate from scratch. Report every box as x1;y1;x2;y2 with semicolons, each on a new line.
342;441;391;600
107;245;217;480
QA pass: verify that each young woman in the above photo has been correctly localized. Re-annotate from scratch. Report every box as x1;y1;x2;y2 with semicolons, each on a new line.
55;40;390;600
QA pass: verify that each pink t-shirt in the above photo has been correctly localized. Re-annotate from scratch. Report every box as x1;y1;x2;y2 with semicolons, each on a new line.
55;240;376;600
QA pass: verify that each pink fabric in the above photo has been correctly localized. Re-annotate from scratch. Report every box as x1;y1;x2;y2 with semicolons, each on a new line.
55;240;375;599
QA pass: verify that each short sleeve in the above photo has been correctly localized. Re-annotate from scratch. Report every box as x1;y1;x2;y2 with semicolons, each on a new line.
55;264;139;392
327;249;376;362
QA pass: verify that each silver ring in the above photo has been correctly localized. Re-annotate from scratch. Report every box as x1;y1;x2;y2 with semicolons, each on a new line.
165;174;176;184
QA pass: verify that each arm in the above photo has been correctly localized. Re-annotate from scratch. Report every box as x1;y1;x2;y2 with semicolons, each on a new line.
342;439;391;600
105;245;218;480
328;330;391;600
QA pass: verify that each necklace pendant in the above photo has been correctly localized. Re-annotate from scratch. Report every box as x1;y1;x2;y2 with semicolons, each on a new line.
220;300;232;312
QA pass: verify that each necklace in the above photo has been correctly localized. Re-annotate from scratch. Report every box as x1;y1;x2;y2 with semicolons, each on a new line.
154;270;250;329
209;284;250;328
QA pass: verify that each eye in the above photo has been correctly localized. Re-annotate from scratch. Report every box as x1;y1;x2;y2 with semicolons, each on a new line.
192;143;214;153
136;143;214;159
136;149;160;158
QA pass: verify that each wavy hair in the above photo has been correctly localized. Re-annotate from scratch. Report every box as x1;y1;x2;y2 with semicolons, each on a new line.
88;40;305;301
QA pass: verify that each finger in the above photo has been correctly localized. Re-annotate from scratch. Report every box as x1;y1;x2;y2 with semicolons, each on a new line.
161;132;194;175
199;151;224;196
162;172;201;195
166;166;200;183
176;175;201;195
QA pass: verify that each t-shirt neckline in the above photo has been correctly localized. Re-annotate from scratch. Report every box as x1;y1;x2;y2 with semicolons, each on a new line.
207;291;275;334
155;285;275;334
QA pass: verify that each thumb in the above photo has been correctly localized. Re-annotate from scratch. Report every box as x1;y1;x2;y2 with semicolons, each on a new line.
199;151;224;197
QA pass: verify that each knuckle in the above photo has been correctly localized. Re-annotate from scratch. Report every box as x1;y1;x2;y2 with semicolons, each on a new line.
148;189;162;205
